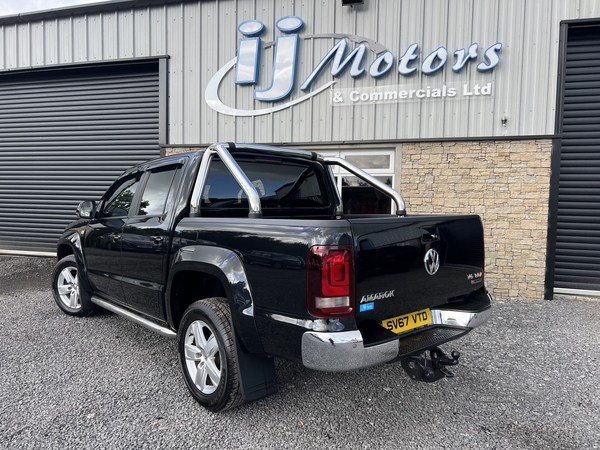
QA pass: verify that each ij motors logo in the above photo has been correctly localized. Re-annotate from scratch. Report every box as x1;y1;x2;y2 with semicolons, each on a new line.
205;16;502;117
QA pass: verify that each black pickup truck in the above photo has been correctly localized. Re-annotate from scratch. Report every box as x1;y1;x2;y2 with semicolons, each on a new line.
52;142;492;412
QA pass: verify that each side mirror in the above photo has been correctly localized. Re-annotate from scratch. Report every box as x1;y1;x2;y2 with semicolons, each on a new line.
76;201;96;219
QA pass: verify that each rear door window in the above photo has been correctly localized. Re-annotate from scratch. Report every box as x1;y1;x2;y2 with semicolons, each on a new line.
136;166;178;216
201;160;329;213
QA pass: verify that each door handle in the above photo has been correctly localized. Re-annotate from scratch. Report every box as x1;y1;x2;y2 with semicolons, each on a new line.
111;233;121;243
152;235;165;244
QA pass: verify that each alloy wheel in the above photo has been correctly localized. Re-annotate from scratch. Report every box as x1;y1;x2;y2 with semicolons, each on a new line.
184;320;222;394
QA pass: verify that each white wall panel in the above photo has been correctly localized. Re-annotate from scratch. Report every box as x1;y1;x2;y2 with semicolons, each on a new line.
183;2;201;143
420;0;451;140
272;0;295;144
3;0;600;144
72;16;87;62
31;22;45;66
17;24;30;68
375;0;402;141
580;0;600;16
331;0;356;142
57;18;72;64
0;27;4;70
150;6;166;57
291;0;315;143
199;1;219;144
494;0;524;138
6;24;18;68
134;8;151;58
252;0;275;143
88;14;103;61
518;0;552;135
310;0;335;142
398;0;425;140
118;10;134;59
235;0;258;144
443;0;472;138
102;12;118;60
474;0;500;137
167;4;184;143
216;0;238;143
353;0;378;142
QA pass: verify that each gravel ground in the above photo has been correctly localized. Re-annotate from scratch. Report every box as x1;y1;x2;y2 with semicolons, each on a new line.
0;255;599;449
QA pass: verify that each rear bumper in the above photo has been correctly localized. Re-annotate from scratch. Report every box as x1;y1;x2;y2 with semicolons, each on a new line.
301;291;492;372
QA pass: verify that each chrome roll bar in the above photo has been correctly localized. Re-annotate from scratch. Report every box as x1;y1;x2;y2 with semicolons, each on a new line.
190;143;262;218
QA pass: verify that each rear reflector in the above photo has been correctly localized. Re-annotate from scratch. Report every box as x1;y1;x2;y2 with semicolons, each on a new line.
315;296;350;309
307;245;354;317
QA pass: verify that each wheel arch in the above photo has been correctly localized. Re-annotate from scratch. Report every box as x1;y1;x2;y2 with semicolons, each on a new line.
57;242;74;261
54;231;98;313
56;231;95;297
167;245;265;355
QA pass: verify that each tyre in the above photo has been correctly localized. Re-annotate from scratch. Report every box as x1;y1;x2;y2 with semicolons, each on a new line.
178;297;243;412
51;255;95;317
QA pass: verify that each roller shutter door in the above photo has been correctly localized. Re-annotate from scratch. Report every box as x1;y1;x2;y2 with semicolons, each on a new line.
554;25;600;294
0;61;161;255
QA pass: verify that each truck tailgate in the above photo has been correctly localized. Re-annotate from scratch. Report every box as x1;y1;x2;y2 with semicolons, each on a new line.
350;215;485;329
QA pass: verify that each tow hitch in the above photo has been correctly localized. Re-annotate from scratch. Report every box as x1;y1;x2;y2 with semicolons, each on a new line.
401;348;460;383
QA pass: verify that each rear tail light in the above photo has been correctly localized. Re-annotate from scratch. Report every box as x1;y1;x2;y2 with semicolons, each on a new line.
307;245;355;318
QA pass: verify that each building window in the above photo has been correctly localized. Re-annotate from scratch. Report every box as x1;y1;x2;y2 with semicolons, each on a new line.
318;149;395;214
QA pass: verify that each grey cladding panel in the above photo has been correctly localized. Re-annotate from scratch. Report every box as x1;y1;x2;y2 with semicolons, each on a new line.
0;61;161;254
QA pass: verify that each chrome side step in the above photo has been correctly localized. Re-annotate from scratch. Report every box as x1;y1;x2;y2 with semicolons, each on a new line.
91;296;177;339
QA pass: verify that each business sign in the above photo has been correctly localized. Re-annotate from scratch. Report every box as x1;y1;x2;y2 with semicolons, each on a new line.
205;16;502;117
331;81;493;106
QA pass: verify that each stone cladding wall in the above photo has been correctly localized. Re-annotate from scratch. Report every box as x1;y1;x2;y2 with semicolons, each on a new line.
399;140;552;300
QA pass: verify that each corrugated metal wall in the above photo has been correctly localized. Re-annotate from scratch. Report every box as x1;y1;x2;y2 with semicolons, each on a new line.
0;61;161;254
1;0;600;145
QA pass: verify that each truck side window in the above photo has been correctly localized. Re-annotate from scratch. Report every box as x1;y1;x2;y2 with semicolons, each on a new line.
201;161;247;209
273;169;325;207
137;167;178;216
101;174;142;218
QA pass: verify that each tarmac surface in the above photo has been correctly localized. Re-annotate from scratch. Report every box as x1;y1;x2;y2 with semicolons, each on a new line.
0;255;599;449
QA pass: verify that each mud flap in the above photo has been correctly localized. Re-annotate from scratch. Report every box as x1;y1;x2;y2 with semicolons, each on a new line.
234;335;278;403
